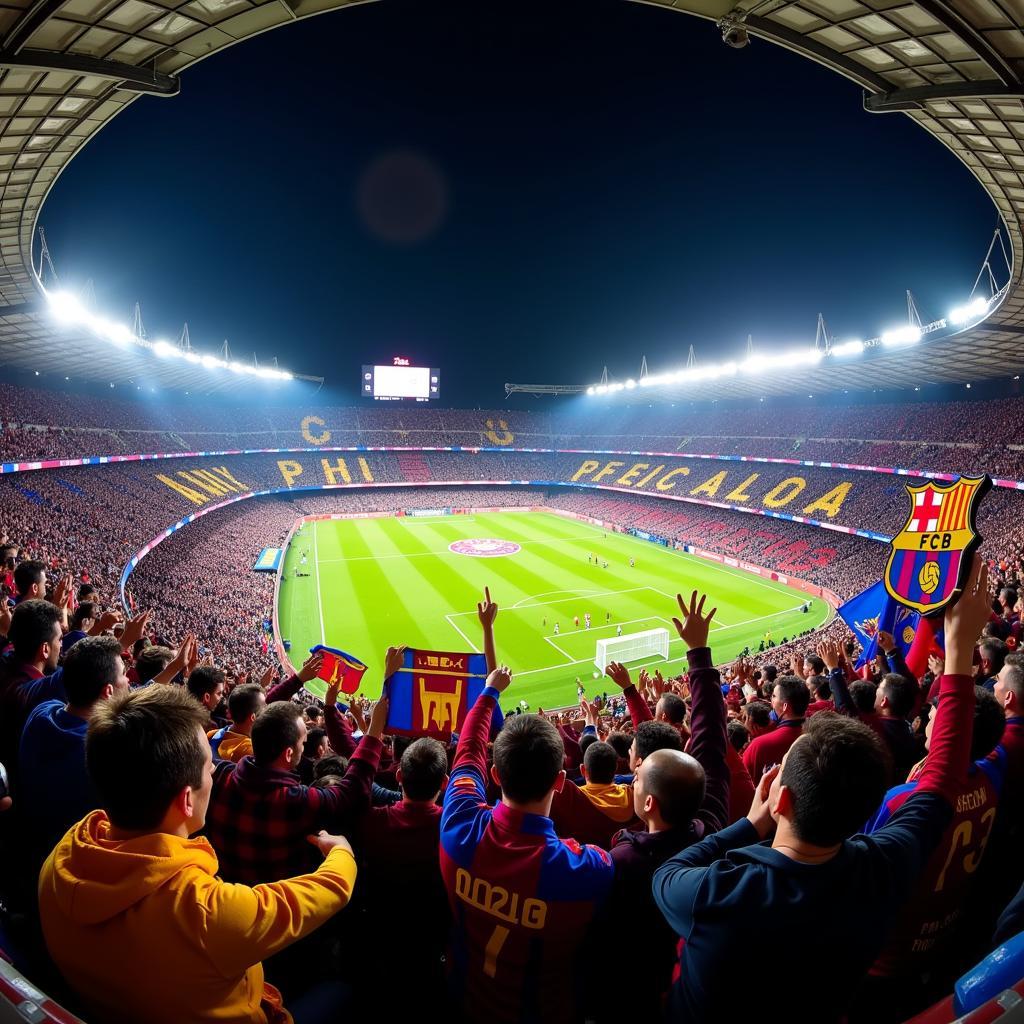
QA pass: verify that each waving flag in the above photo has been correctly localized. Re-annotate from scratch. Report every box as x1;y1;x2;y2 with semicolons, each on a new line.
310;645;367;695
386;648;502;741
838;580;943;671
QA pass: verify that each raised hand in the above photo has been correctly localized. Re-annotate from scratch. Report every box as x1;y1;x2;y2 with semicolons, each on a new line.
368;694;390;738
816;639;840;671
580;697;598;728
877;630;896;655
486;665;513;693
324;679;341;708
746;763;781;840
651;670;668;698
0;602;11;638
51;573;74;609
927;653;945;677
945;555;993;676
476;587;498;629
605;661;632;691
298;650;324;683
383;645;407;680
119;609;151;650
306;830;354;859
790;653;804;678
672;591;717;651
349;699;367;734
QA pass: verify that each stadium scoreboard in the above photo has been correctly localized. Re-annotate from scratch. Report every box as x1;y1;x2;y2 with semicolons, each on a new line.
361;358;440;402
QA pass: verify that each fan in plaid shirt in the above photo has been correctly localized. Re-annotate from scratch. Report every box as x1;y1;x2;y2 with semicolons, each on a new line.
205;653;399;884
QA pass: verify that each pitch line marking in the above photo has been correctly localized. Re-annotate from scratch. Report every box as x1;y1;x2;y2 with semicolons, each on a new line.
444;613;482;654
312;520;326;645
451;586;658;617
512;604;813;678
511;589;602;608
543;636;574;660
540;615;674;641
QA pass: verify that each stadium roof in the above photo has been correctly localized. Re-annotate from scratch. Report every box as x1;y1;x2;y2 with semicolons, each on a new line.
0;0;1019;396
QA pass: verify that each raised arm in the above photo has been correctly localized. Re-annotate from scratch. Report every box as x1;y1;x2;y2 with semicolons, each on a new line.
818;639;855;716
605;661;652;724
914;558;988;800
477;587;498;674
266;650;323;704
206;840;356;976
449;665;510;783
675;590;729;834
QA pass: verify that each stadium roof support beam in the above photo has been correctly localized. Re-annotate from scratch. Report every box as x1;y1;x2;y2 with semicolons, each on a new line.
0;49;178;96
505;383;589;396
908;0;1021;88
744;14;890;94
864;81;1024;113
3;0;68;54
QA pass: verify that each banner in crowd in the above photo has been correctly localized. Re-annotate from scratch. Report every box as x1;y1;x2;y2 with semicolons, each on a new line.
385;648;501;740
838;580;943;670
310;645;367;695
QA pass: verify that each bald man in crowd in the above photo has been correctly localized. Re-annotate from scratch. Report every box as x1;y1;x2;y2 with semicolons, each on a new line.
595;593;730;1022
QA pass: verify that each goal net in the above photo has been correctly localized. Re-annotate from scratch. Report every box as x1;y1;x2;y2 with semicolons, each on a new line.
595;627;670;672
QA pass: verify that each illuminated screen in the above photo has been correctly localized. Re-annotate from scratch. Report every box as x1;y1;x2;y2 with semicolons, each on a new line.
361;364;440;401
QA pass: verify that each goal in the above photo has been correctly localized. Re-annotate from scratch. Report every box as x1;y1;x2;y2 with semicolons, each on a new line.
595;627;670;672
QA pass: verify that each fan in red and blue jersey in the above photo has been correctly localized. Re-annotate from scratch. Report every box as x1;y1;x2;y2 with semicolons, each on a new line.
440;666;613;1024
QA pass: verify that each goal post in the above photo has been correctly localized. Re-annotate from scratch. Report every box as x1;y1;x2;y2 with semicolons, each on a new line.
595;627;670;672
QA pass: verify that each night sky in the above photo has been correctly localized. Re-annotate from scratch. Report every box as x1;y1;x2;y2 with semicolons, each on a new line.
39;0;999;406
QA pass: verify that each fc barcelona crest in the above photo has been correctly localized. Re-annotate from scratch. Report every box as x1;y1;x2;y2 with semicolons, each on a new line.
884;475;991;616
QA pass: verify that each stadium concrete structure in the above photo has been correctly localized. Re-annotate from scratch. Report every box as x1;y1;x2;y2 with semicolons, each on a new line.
0;0;1017;391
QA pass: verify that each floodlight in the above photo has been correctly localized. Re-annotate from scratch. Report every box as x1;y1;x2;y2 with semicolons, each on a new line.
949;297;989;325
831;339;864;357
880;326;921;347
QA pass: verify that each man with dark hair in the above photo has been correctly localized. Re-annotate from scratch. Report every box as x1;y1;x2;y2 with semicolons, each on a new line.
823;642;925;784
208;681;265;763
38;684;355;1024
653;556;990;1024
855;686;1008;1019
656;692;688;733
850;680;879;715
741;700;773;739
978;637;1007;691
205;653;393;885
353;736;451;1008
441;641;612;1022
19;635;127;865
133;644;175;685
806;674;833;716
12;559;45;603
600;592;730;1022
187;664;228;730
742;675;808;782
0;599;65;777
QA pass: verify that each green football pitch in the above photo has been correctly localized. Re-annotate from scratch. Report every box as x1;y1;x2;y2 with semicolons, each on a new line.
276;510;831;709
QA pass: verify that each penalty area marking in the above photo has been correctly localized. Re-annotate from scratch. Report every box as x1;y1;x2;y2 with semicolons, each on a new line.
444;613;482;654
514;603;812;678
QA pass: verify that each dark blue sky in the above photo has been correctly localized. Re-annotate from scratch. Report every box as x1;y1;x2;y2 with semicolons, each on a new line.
40;0;999;405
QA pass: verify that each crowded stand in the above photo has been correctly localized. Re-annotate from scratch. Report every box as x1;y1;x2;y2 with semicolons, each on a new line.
6;380;1024;481
2;378;1024;1024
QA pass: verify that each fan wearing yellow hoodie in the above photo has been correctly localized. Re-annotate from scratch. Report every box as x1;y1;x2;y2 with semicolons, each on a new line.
38;684;357;1024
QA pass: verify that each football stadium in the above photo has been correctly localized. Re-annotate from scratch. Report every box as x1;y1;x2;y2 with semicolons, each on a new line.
1;0;1024;1022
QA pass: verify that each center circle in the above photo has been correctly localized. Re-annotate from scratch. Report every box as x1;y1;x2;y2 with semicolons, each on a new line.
449;538;521;557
